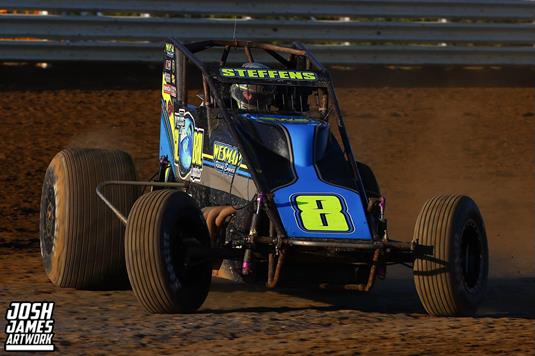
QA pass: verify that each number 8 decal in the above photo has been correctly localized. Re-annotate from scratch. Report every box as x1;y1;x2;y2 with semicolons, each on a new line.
292;194;353;232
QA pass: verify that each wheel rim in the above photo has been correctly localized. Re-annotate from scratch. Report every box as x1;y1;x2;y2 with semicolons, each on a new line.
41;184;56;256
460;219;483;292
167;226;204;289
172;232;206;284
171;231;188;283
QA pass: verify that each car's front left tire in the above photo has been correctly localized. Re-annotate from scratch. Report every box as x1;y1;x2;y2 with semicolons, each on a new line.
125;190;212;313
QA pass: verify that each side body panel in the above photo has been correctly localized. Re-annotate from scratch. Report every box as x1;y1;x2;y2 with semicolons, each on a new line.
159;43;255;202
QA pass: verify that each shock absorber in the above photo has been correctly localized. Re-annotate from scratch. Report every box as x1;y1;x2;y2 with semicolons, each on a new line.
241;193;265;276
157;155;170;182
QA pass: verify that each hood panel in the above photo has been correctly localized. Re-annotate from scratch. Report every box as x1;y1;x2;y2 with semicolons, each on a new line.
242;114;372;240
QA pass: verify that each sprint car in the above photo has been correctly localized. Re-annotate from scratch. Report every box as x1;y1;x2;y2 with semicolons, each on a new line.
40;40;488;316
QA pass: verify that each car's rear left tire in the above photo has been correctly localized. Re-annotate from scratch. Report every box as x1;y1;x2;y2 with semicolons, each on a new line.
413;194;488;316
39;148;139;289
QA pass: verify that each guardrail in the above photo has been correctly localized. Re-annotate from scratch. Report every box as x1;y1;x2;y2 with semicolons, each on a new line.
1;0;534;65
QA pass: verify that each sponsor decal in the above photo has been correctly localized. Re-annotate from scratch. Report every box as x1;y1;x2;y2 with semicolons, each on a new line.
257;115;311;123
165;43;175;57
174;107;185;129
167;100;174;118
164;72;171;84
175;109;203;182
220;68;317;81
212;141;244;176
163;83;176;97
165;59;172;71
4;302;55;352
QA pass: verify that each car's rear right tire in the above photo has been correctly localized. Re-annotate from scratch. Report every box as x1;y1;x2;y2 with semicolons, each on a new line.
413;195;488;316
356;161;380;198
125;190;212;313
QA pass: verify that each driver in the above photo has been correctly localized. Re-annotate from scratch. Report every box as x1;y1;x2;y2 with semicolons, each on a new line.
230;62;275;110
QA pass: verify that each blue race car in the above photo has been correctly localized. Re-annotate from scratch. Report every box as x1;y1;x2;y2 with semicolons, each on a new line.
40;40;489;316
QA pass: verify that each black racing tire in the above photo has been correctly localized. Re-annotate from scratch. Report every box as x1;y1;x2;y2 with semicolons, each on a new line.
413;195;489;316
39;148;139;289
356;161;380;198
125;190;212;313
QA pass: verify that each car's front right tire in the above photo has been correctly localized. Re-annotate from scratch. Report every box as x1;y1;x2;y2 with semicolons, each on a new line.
413;195;488;316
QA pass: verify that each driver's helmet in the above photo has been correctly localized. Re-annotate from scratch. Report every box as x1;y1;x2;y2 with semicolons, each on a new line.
230;62;274;110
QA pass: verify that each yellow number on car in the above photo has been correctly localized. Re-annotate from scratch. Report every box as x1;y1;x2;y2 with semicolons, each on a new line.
294;195;351;232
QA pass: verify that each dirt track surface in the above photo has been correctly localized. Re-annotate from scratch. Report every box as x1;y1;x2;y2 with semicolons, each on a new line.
0;65;534;353
1;249;534;354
